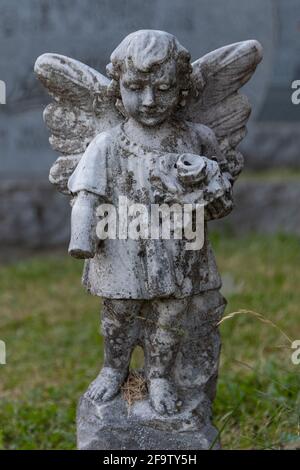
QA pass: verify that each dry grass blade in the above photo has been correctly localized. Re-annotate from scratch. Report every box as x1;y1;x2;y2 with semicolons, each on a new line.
121;370;148;407
217;309;293;344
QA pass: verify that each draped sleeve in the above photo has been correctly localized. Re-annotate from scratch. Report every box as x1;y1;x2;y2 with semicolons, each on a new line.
68;132;111;198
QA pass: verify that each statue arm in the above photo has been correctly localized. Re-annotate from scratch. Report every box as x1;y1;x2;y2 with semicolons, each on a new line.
198;125;234;221
150;126;233;220
67;132;110;259
69;190;100;259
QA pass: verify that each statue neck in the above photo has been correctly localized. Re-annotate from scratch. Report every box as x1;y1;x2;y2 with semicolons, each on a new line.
123;117;182;150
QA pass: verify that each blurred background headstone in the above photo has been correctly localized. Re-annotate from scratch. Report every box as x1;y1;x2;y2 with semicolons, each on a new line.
0;0;299;249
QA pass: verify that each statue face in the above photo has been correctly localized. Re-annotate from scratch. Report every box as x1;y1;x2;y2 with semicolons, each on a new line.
120;59;180;127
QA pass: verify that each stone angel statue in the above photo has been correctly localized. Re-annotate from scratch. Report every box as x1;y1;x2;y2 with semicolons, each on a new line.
35;30;262;449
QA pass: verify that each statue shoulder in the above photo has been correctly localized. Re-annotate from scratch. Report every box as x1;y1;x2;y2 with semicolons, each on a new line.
67;126;122;196
91;126;120;153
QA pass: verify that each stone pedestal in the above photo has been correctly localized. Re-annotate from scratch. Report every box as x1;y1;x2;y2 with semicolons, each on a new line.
77;391;220;450
77;290;225;450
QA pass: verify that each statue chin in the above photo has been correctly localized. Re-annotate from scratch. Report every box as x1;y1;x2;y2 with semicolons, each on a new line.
136;114;167;127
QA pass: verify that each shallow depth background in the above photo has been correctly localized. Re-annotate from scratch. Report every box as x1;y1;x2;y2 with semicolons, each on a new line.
1;0;300;247
0;0;299;450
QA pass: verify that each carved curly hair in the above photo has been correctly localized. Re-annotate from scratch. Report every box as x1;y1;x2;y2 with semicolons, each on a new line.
106;30;193;115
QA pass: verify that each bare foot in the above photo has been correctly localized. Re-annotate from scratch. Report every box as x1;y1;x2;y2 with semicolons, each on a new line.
149;378;182;415
86;367;127;402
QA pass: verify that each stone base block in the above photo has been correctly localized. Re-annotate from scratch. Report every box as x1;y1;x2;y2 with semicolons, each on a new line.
77;393;220;450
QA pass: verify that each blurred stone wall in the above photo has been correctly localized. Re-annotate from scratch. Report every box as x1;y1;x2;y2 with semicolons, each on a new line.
0;0;299;248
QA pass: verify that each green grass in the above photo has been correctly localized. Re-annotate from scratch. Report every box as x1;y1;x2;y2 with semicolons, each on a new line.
240;169;300;181
0;234;299;449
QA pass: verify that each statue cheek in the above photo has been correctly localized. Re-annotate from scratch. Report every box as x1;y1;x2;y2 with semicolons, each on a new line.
131;93;141;108
155;94;169;108
123;93;139;114
161;91;179;108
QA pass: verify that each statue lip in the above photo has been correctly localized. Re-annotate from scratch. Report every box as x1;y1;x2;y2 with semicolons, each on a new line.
139;109;164;117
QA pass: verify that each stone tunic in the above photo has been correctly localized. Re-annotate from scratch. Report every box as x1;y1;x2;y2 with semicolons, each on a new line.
68;123;224;299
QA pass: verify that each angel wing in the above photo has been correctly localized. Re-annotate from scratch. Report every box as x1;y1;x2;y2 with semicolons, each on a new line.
34;54;123;194
181;40;263;181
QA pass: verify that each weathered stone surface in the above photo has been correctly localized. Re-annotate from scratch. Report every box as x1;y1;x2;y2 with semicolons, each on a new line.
242;123;300;170
35;29;261;450
0;0;274;180
2;175;299;251
0;180;70;248
77;287;225;450
3;0;300;252
77;393;220;450
214;177;300;234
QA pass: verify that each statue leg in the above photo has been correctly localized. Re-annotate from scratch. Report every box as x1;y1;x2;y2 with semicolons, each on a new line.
87;298;143;402
143;296;191;415
173;289;226;421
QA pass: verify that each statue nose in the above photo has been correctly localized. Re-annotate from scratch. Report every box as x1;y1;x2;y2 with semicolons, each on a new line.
142;87;155;107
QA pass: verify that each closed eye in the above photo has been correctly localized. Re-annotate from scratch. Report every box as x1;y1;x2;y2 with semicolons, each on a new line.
128;84;142;91
123;82;143;91
157;84;171;91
